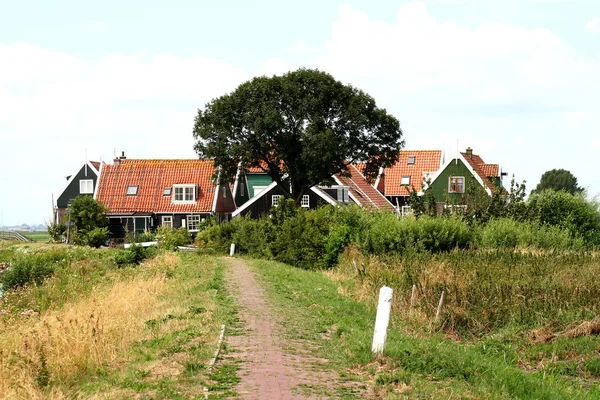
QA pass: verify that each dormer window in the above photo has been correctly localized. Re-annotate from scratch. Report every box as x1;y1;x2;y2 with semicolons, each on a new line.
163;188;171;196
126;185;139;196
408;156;415;165
401;176;411;186
173;184;196;204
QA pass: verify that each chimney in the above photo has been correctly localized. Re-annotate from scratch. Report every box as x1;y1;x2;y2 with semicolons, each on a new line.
114;151;126;165
466;147;473;159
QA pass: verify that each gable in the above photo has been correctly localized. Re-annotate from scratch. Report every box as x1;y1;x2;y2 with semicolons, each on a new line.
427;158;486;201
56;163;99;208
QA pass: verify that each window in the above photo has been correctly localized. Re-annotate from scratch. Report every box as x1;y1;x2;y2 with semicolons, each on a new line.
222;186;227;199
163;188;171;196
162;216;173;228
253;186;267;196
337;187;349;203
187;215;201;231
272;195;282;206
408;156;415;165
401;176;411;186
126;185;138;196
449;177;465;193
301;194;310;208
401;205;412;216
445;204;467;214
173;184;196;203
80;179;93;194
240;183;245;196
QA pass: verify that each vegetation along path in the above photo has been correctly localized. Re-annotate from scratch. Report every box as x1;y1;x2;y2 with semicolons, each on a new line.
224;257;364;399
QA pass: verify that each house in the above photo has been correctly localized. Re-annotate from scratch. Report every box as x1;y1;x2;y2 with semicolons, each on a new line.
55;160;101;223
94;155;235;238
376;150;444;213
231;163;395;218
422;147;504;211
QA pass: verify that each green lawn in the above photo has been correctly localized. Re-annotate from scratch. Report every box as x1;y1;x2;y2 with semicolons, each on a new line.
19;230;50;242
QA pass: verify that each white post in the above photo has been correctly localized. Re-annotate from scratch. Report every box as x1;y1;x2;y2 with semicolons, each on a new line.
435;290;445;322
229;243;236;257
409;284;416;315
372;286;393;356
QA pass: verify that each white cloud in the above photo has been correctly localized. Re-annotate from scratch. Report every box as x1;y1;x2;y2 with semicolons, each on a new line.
585;17;600;33
84;20;109;33
0;43;251;225
2;1;600;224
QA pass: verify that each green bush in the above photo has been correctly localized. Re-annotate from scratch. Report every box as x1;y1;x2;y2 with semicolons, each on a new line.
156;226;192;250
47;222;66;243
114;244;156;267
0;249;70;290
85;227;110;248
526;190;600;246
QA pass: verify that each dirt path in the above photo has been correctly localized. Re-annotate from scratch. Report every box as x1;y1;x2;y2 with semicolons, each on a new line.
223;257;344;399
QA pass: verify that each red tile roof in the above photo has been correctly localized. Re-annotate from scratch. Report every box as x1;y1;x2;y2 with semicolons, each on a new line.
481;164;499;177
460;153;496;192
384;150;443;196
335;165;395;211
96;159;217;214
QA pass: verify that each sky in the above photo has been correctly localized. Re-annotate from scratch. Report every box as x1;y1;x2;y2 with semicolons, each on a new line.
0;0;599;226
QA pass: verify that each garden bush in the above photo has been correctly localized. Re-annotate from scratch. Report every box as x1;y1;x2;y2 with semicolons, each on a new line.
156;226;192;250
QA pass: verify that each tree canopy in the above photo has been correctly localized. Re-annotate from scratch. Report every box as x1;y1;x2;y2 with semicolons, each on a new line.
193;69;404;204
532;169;582;195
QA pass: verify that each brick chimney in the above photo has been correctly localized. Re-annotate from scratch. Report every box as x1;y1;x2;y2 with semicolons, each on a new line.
466;147;473;159
114;151;126;165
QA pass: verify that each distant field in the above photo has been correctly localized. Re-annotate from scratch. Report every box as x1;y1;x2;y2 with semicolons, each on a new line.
19;231;49;242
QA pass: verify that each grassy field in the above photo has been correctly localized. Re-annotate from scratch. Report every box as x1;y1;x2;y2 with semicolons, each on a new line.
247;254;600;399
18;231;50;242
0;244;237;399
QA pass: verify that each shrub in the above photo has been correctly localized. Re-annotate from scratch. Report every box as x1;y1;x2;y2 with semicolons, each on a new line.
0;249;70;290
526;190;600;246
156;226;192;250
114;245;156;267
85;227;110;248
47;222;66;243
480;219;521;248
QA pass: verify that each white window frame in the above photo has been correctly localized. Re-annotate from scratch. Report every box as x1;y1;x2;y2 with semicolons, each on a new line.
401;176;411;186
222;186;227;199
173;184;196;204
126;185;139;196
445;204;467;214
300;194;310;208
272;195;282;206
449;176;465;194
187;215;201;231
408;156;415;165
240;183;245;197
80;179;93;194
336;187;349;203
253;186;267;197
401;205;412;216
163;187;171;196
161;215;173;228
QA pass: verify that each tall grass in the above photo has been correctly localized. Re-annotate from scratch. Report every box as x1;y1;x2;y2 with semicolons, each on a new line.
334;248;600;337
0;253;177;399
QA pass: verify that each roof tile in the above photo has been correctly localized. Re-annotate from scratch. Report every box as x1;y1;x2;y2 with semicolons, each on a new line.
96;159;216;214
384;150;443;195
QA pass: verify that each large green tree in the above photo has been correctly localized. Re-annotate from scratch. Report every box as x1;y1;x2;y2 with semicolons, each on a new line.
193;69;404;204
532;169;582;195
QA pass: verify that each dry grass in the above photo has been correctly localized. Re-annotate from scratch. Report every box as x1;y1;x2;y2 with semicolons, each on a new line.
0;253;180;399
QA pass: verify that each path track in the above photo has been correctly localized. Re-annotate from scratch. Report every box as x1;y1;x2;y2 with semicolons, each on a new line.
224;257;343;399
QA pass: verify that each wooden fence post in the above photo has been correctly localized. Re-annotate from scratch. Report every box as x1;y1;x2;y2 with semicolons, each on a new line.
229;243;235;257
372;286;393;356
